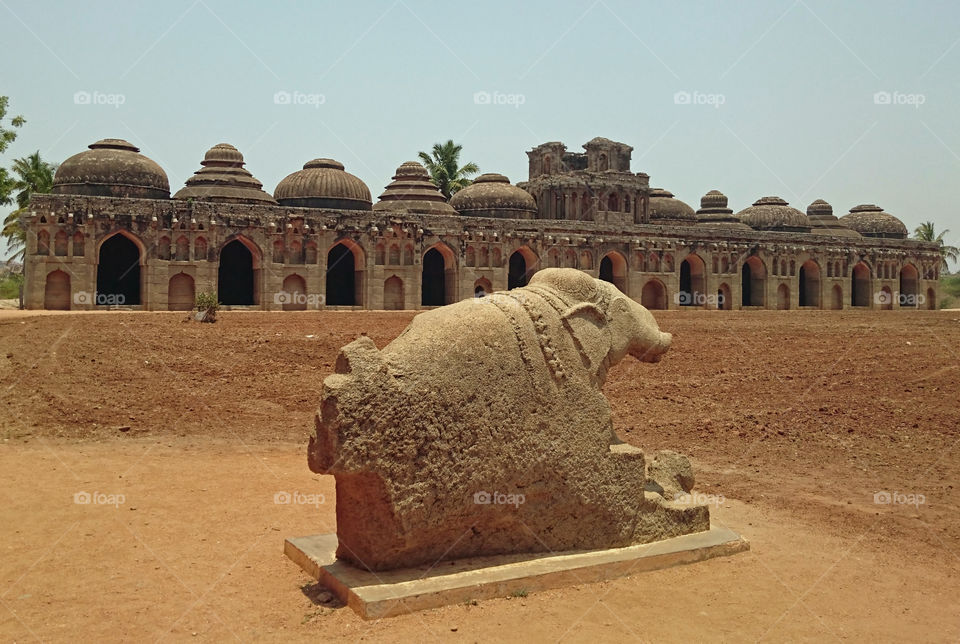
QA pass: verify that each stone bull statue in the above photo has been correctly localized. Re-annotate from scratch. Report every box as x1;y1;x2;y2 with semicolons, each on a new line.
308;268;709;571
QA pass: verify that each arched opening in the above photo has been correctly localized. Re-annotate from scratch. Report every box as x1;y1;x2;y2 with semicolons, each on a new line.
282;274;307;311
384;276;404;310
831;284;844;310
927;287;936;310
580;250;593;270
717;283;732;310
421;248;447;306
777;283;790;310
679;254;706;307
563;249;577;268
509;249;536;289
176;236;190;261
305;242;318;264
799;260;821;307
474;277;492;297
599;252;628;294
44;270;70;310
168;273;195;311
641;279;667;310
389;244;400;265
218;239;256;305
158;236;171;260
97;233;142;306
326;242;362;306
72;232;85;257
194;237;207;261
900;264;919;308
740;257;765;307
37;230;49;255
54;231;68;256
851;262;871;307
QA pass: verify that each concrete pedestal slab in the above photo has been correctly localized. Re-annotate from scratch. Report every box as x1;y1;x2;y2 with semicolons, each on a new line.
285;525;749;619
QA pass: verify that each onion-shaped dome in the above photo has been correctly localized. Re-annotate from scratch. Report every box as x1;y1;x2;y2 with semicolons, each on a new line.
373;161;455;215
449;173;537;219
647;188;697;224
274;158;372;210
805;199;861;238
695;190;752;229
174;143;276;204
737;196;811;232
52;138;169;199
838;204;908;239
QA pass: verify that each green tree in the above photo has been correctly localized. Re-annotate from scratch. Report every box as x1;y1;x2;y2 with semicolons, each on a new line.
2;151;58;262
0;96;27;207
417;140;479;199
913;221;959;273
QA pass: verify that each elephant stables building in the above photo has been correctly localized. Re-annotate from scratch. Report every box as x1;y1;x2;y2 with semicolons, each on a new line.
23;136;942;312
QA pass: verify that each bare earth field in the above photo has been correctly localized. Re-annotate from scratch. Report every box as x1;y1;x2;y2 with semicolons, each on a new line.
1;309;959;642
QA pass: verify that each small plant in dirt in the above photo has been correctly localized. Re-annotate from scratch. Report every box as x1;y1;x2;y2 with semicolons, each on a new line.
509;588;528;598
194;291;220;323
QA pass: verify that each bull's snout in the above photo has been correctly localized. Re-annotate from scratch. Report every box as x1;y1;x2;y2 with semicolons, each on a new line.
633;331;672;363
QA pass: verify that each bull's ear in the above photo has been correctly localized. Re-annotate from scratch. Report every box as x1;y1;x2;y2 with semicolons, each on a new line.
561;303;610;372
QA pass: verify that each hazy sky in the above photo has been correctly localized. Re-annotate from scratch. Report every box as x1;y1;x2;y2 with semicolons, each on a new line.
2;0;958;263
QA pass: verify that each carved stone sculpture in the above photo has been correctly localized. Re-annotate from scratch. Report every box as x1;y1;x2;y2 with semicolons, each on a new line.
308;268;709;571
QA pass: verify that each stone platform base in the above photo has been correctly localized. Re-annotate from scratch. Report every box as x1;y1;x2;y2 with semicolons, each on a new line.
284;525;749;619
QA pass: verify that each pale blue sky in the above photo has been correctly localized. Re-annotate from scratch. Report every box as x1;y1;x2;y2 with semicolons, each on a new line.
2;0;958;263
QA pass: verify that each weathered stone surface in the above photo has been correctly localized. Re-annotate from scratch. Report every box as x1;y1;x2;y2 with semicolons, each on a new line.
307;268;710;571
647;450;695;497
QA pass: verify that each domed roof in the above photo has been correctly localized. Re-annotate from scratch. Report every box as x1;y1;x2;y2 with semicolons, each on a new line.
737;196;811;232
695;190;752;229
52;138;169;199
449;173;537;218
805;199;861;238
373;161;455;215
173;143;276;204
274;158;372;210
838;204;908;239
648;188;696;223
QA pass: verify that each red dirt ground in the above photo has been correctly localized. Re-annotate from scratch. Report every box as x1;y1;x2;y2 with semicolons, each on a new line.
1;309;959;642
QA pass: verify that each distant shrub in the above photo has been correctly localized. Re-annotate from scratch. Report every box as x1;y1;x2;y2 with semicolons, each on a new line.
194;291;220;323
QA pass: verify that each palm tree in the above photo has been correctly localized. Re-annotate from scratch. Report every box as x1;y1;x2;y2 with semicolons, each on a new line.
913;221;959;273
418;140;479;199
2;151;57;262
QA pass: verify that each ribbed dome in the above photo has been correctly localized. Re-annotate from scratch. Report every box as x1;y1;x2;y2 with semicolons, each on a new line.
737;196;811;232
52;138;169;199
695;190;752;229
805;199;861;238
274;158;372;210
838;204;907;239
450;173;537;219
648;188;696;223
373;161;455;215
174;143;276;204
